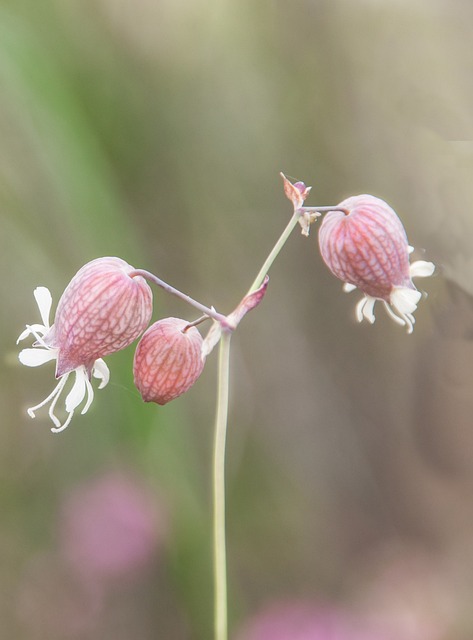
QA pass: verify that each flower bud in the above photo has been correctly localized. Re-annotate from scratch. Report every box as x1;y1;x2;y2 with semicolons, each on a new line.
318;195;434;332
45;257;153;378
133;317;205;405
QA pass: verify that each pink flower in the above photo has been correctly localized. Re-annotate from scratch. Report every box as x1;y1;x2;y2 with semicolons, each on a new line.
18;257;152;431
318;195;434;333
235;601;385;640
133;317;205;404
59;471;164;583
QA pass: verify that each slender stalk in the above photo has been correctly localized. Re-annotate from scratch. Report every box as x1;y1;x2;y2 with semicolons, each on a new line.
299;205;349;215
247;210;300;295
129;269;230;327
247;205;348;295
213;329;232;640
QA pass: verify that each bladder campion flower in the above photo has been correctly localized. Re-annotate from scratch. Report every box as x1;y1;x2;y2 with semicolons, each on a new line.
133;317;205;405
318;195;435;333
18;257;153;432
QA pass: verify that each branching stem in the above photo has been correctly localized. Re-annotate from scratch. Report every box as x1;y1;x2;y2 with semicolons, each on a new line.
129;269;232;328
247;210;300;295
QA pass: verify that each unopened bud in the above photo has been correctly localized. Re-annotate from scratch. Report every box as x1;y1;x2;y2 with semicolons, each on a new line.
133;317;205;405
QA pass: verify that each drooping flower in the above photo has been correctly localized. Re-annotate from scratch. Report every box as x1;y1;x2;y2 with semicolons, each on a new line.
133;317;205;405
18;257;153;432
318;195;435;333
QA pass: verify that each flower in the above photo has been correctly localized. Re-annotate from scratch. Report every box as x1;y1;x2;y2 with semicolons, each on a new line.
18;286;110;432
18;257;153;432
59;471;165;583
44;257;153;378
133;317;205;404
235;600;385;640
318;195;435;333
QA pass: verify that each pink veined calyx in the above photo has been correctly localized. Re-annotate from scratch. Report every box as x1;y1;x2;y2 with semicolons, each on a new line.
17;257;153;432
318;194;435;333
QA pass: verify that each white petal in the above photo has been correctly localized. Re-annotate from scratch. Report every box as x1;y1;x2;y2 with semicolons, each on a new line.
17;328;31;344
65;368;87;413
361;296;376;324
355;297;366;323
34;287;53;328
355;296;377;324
408;245;415;254
391;287;421;315
343;283;357;293
409;260;435;278
19;348;58;367
17;324;45;344
17;323;52;347
92;359;110;389
81;376;95;415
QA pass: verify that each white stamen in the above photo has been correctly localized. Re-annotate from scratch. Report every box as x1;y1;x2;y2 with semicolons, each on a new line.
51;410;75;433
27;374;69;420
48;377;69;428
382;301;407;326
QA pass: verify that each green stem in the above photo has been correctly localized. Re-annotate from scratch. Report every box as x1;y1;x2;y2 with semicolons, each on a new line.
213;330;232;640
247;210;300;294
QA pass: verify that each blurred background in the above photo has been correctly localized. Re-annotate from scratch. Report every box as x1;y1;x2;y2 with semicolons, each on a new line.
2;0;473;638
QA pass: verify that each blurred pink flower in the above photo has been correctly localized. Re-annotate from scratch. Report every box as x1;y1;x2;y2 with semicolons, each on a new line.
59;471;165;583
318;195;434;333
234;600;386;640
352;547;455;640
18;257;152;431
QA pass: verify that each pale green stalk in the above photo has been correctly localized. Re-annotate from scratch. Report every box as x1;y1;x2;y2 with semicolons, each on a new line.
247;210;300;295
213;329;232;640
212;210;303;640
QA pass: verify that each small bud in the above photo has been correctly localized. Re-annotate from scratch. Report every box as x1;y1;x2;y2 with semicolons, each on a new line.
280;172;312;210
46;257;153;378
133;317;205;405
318;195;434;332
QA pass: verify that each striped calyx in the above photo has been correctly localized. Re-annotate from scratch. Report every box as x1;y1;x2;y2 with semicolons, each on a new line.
318;195;412;300
133;317;205;405
318;195;435;332
45;257;153;378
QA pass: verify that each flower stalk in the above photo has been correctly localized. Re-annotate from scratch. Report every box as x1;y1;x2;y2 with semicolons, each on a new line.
128;269;232;329
17;174;435;640
212;329;232;640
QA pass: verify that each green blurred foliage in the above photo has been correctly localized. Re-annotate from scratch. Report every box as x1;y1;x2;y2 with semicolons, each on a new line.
2;0;473;638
